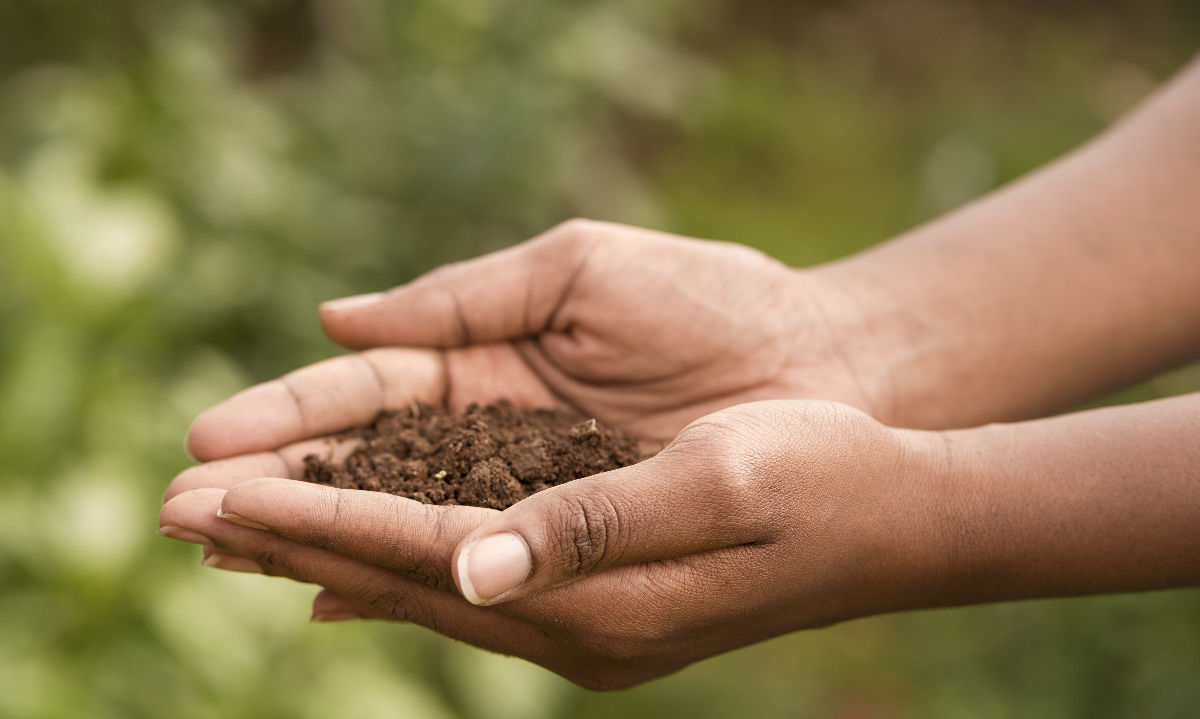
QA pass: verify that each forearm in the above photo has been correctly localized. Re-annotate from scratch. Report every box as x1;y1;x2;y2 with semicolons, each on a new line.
814;55;1200;429
918;392;1200;606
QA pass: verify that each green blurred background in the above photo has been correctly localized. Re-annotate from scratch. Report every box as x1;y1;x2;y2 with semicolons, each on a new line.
2;1;1198;717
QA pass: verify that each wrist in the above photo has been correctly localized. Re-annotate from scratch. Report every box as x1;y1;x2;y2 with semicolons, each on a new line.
794;263;949;429
844;424;969;618
764;408;969;624
880;422;1084;611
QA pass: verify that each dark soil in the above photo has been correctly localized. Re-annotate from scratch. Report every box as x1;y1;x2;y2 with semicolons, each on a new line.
302;400;643;509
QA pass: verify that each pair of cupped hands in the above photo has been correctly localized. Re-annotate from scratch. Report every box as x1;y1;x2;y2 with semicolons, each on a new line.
161;220;948;689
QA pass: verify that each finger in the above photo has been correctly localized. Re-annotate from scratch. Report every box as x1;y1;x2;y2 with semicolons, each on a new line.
165;435;363;503
311;589;397;622
202;546;268;575
319;220;599;349
160;488;308;582
219;477;494;591
186;347;444;461
449;442;768;606
160;488;230;542
165;487;557;660
213;480;598;629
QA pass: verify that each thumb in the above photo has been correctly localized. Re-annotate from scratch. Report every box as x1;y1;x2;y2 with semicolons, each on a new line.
319;220;599;349
449;437;766;606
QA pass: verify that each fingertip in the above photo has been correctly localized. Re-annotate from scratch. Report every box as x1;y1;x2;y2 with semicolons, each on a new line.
160;487;228;529
185;383;299;461
164;461;231;503
319;292;386;349
220;477;320;533
203;552;265;574
318;305;364;350
157;525;211;544
185;396;262;461
184;406;220;462
215;506;272;531
320;292;385;315
221;476;299;509
311;589;391;623
311;588;359;618
162;486;228;510
162;469;195;504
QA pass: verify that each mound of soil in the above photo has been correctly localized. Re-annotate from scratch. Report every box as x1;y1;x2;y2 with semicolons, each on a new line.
302;400;643;509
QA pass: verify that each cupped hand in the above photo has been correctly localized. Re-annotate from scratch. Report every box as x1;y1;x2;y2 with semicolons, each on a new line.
160;400;949;689
167;219;876;502
159;220;897;687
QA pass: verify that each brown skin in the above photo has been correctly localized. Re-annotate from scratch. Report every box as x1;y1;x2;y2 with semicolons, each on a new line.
160;395;1200;689
165;401;933;689
161;56;1200;689
174;219;871;465
820;54;1200;428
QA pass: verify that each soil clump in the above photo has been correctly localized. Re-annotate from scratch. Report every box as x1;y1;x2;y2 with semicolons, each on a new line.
302;400;643;509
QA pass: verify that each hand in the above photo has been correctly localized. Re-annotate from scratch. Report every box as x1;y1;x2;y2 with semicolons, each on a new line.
160;400;949;689
167;218;878;499
158;220;897;687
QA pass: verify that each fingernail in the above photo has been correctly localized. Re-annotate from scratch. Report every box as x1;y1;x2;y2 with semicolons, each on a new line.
311;611;365;623
157;525;210;544
457;532;531;605
202;552;264;574
321;292;383;312
216;508;270;530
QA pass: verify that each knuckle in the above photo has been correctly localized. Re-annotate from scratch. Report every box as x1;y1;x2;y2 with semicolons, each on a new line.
541;218;615;254
278;375;313;435
425;258;467;282
302;490;351;553
714;238;786;269
669;414;758;486
775;400;894;466
366;590;438;632
308;493;459;592
546;217;598;243
666;405;796;525
253;549;303;579
331;490;350;532
394;506;457;591
543;489;625;576
672;408;752;456
389;601;423;626
370;501;456;591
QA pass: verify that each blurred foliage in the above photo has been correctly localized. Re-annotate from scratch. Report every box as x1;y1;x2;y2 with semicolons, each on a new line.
1;1;1198;717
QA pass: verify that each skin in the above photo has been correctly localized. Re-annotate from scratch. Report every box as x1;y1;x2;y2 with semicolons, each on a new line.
161;56;1200;689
